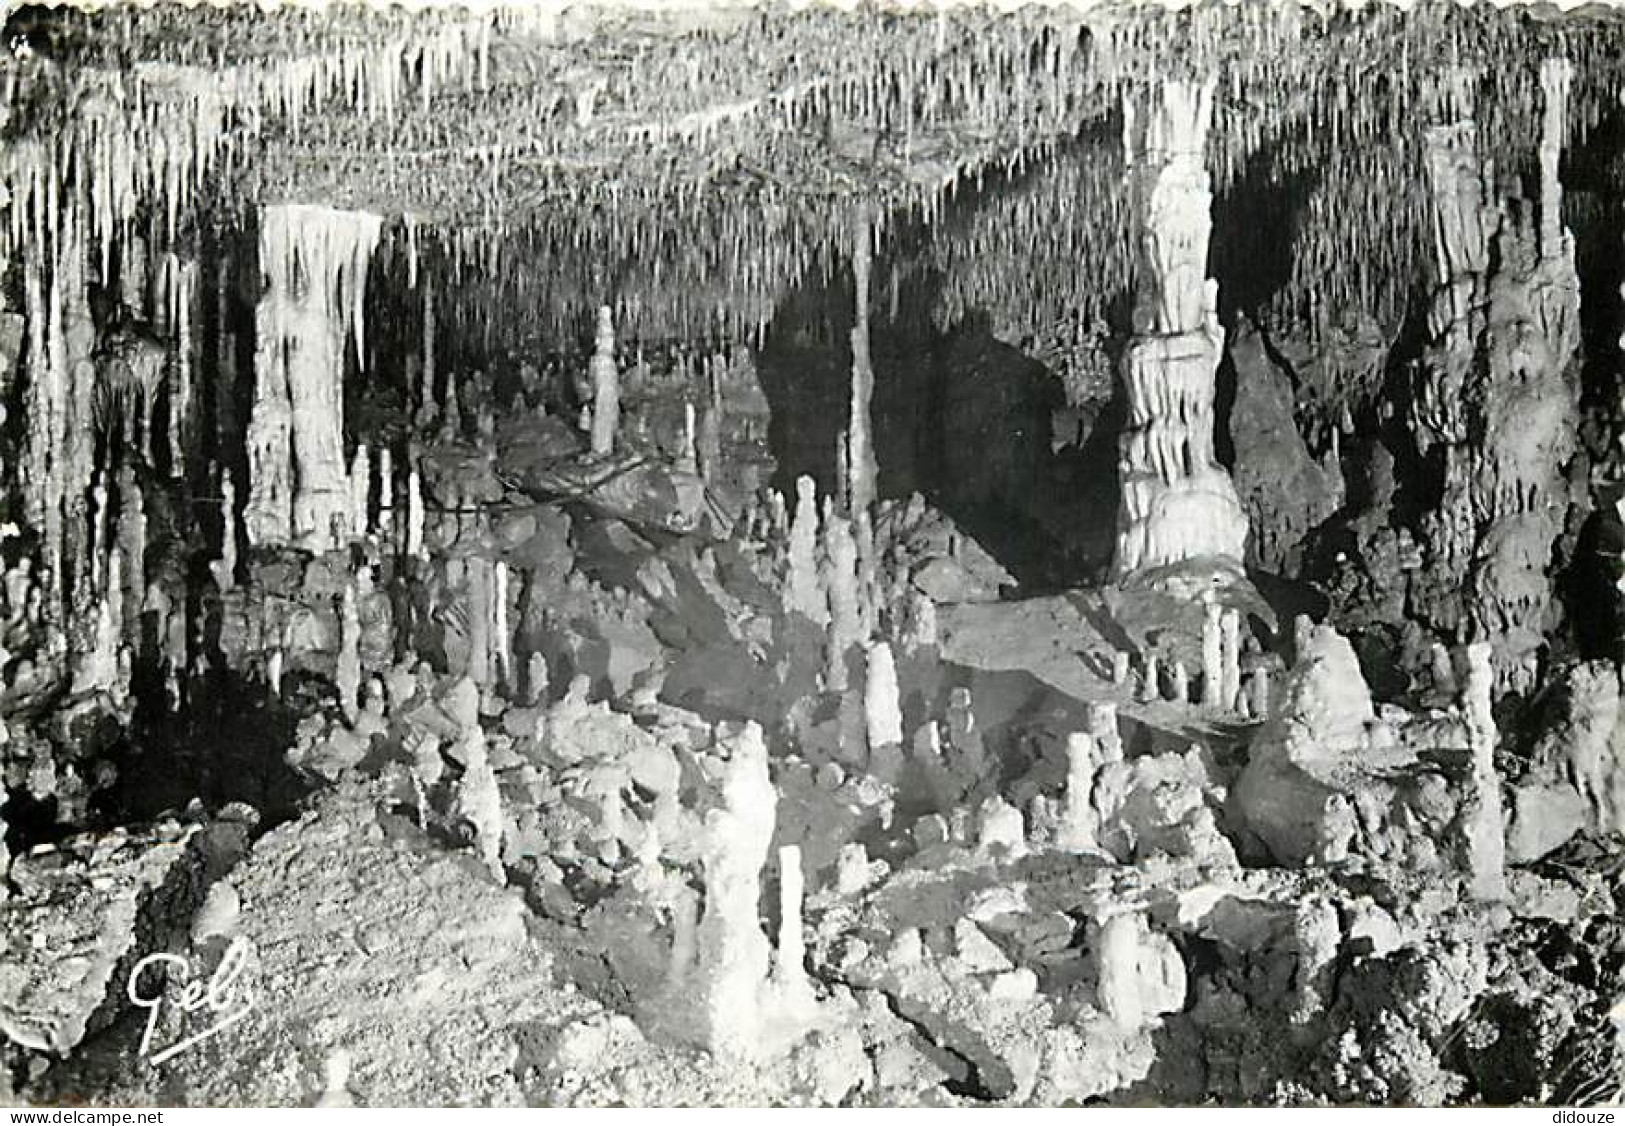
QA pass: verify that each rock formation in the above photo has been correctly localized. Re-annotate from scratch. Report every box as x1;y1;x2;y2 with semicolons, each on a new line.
1411;61;1580;694
245;204;383;551
1113;78;1248;577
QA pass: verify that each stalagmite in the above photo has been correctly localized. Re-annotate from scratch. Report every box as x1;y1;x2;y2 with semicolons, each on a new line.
864;640;903;752
115;473;146;644
1111;650;1131;687
336;583;361;725
1462;642;1507;900
1248;666;1270;720
349;444;370;541
772;844;816;1013
376;447;393;537
822;514;862;691
493;560;513;690
525;651;549;707
1113;78;1248;576
466;557;492;688
693;721;776;1059
1087;701;1124;765
1220;609;1242;711
406;462;425;558
589;305;620;457
246;204;382;550
89;475;110;594
1169;659;1190;705
211;471;238;592
447;678;504;885
1140;653;1160;704
1097;912;1146;1029
73;548;123;698
1058;731;1099;851
785;476;827;624
1202;599;1223;707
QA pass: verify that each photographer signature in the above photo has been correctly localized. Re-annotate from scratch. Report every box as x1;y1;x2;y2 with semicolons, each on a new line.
126;937;256;1066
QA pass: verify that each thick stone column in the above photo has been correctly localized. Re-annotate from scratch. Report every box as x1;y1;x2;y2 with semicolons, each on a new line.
1412;63;1580;694
244;204;382;551
1113;79;1248;577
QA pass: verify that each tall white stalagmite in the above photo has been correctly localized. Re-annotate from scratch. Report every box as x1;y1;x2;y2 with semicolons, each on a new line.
1113;79;1248;577
245;204;382;550
784;476;827;624
349;443;370;541
1201;598;1223;707
377;446;394;537
1462;642;1508;900
406;462;425;558
589;305;620;456
212;470;237;592
1058;731;1099;851
493;559;513;689
773;844;816;1013
1220;608;1242;711
864;640;904;752
694;721;776;1059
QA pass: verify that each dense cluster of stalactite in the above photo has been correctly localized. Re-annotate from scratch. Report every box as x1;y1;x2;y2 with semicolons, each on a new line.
5;1;1618;351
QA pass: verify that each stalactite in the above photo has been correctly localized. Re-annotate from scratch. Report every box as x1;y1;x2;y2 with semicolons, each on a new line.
417;274;437;428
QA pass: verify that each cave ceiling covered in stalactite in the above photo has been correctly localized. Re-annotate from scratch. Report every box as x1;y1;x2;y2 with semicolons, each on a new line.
8;0;1625;343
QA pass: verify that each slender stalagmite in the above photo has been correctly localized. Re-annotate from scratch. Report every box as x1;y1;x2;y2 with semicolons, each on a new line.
589;305;619;457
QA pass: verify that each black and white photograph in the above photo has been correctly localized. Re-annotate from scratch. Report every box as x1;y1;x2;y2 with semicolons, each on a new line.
0;0;1623;1111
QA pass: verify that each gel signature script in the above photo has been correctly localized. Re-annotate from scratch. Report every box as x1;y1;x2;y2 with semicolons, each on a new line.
126;937;256;1066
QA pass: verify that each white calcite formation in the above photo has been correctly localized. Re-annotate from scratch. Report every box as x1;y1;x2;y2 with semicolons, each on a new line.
1113;78;1248;577
244;204;382;551
1234;622;1504;889
1411;62;1581;693
844;223;878;518
589;304;620;457
784;475;828;624
1057;731;1099;851
864;640;904;755
690;721;778;1060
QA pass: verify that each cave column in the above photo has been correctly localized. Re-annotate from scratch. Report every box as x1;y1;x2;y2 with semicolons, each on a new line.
844;215;878;518
1413;63;1580;693
243;204;382;551
1112;78;1248;578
